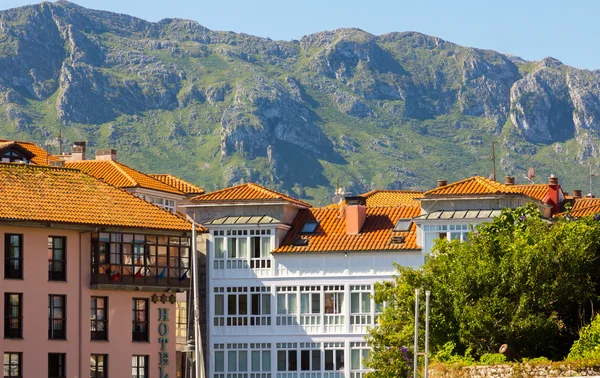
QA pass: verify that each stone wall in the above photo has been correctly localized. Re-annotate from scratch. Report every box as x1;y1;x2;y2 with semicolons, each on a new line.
429;362;600;378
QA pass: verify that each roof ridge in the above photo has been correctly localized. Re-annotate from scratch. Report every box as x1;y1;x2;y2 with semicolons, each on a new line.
109;160;138;187
247;182;284;199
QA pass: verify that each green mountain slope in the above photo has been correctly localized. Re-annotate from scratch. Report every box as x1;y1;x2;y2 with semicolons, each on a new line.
1;1;599;204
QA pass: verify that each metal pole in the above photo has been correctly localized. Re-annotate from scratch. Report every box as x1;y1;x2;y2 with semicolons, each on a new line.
191;220;205;377
414;289;419;378
424;291;430;378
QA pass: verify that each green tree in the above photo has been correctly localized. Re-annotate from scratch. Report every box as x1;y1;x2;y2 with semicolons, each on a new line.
367;204;600;377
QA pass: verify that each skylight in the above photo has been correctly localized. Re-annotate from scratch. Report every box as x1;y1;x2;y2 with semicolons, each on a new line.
301;220;319;234
394;219;413;232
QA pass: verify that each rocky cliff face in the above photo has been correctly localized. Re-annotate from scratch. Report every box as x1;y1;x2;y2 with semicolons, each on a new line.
1;1;599;203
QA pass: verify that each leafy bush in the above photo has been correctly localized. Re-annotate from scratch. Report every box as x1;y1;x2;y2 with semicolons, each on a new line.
433;342;475;365
568;314;600;360
479;353;507;365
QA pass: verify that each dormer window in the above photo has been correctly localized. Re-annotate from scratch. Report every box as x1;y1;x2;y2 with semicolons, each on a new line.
1;149;31;164
394;219;413;232
301;221;319;234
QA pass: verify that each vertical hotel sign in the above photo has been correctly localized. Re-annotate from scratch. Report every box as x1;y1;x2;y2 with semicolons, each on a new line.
158;308;170;378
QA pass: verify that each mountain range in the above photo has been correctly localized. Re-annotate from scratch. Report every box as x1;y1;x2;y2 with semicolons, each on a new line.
1;1;599;204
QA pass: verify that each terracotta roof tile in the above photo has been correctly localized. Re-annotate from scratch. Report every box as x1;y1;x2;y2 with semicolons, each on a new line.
148;174;205;195
512;184;549;201
0;163;196;231
191;182;311;208
274;205;420;253
571;197;600;211
0;139;60;165
64;160;184;195
424;176;521;196
360;189;424;207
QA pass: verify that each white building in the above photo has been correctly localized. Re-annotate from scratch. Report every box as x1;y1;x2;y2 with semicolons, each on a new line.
186;183;424;378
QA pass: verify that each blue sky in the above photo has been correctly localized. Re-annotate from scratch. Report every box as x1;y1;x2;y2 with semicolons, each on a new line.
3;0;599;69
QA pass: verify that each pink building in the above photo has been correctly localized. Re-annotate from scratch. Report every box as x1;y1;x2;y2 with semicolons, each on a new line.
0;160;199;378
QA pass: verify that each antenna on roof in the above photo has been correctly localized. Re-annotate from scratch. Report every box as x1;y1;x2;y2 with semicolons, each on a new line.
332;180;345;205
524;167;535;184
57;130;63;155
590;164;597;196
490;141;497;181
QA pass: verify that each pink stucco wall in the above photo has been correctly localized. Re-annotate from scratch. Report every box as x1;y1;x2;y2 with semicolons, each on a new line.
0;225;177;378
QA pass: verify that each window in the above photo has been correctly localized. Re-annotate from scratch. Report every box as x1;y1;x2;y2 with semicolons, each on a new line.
214;344;225;375
132;299;148;342
394;219;413;232
4;293;22;339
226;287;248;326
277;350;297;371
90;354;107;378
351;285;372;325
137;195;175;213
49;295;66;340
48;237;66;281
214;288;225;326
91;297;108;341
48;353;66;378
250;343;271;375
300;221;319;234
4;234;23;279
212;229;272;270
132;355;147;378
276;287;297;326
176;301;187;338
324;286;345;326
324;342;344;371
1;149;29;163
300;289;320;314
299;343;321;372
3;352;21;377
226;343;248;374
250;287;271;326
422;224;471;254
350;342;370;376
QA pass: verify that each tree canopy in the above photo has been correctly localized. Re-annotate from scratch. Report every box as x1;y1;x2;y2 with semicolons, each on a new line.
367;204;600;377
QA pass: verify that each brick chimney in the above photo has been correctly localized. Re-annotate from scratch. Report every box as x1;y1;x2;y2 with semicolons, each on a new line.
437;180;448;187
546;175;562;214
345;196;366;235
505;176;515;185
573;189;582;198
71;142;86;161
95;148;117;161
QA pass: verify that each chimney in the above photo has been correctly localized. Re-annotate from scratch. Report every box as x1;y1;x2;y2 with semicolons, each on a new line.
345;196;366;235
95;148;117;161
546;175;562;214
437;180;448;187
505;176;515;185
71;142;86;161
573;189;582;198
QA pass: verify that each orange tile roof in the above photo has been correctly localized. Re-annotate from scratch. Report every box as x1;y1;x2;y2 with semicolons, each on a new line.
0;139;60;165
148;174;205;195
424;176;521;196
571;197;600;212
64;160;184;195
360;189;424;207
274;205;421;253
191;182;311;208
0;163;197;231
512;184;549;202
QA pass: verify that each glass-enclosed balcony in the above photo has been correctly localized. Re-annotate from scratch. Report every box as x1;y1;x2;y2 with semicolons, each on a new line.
90;232;191;290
